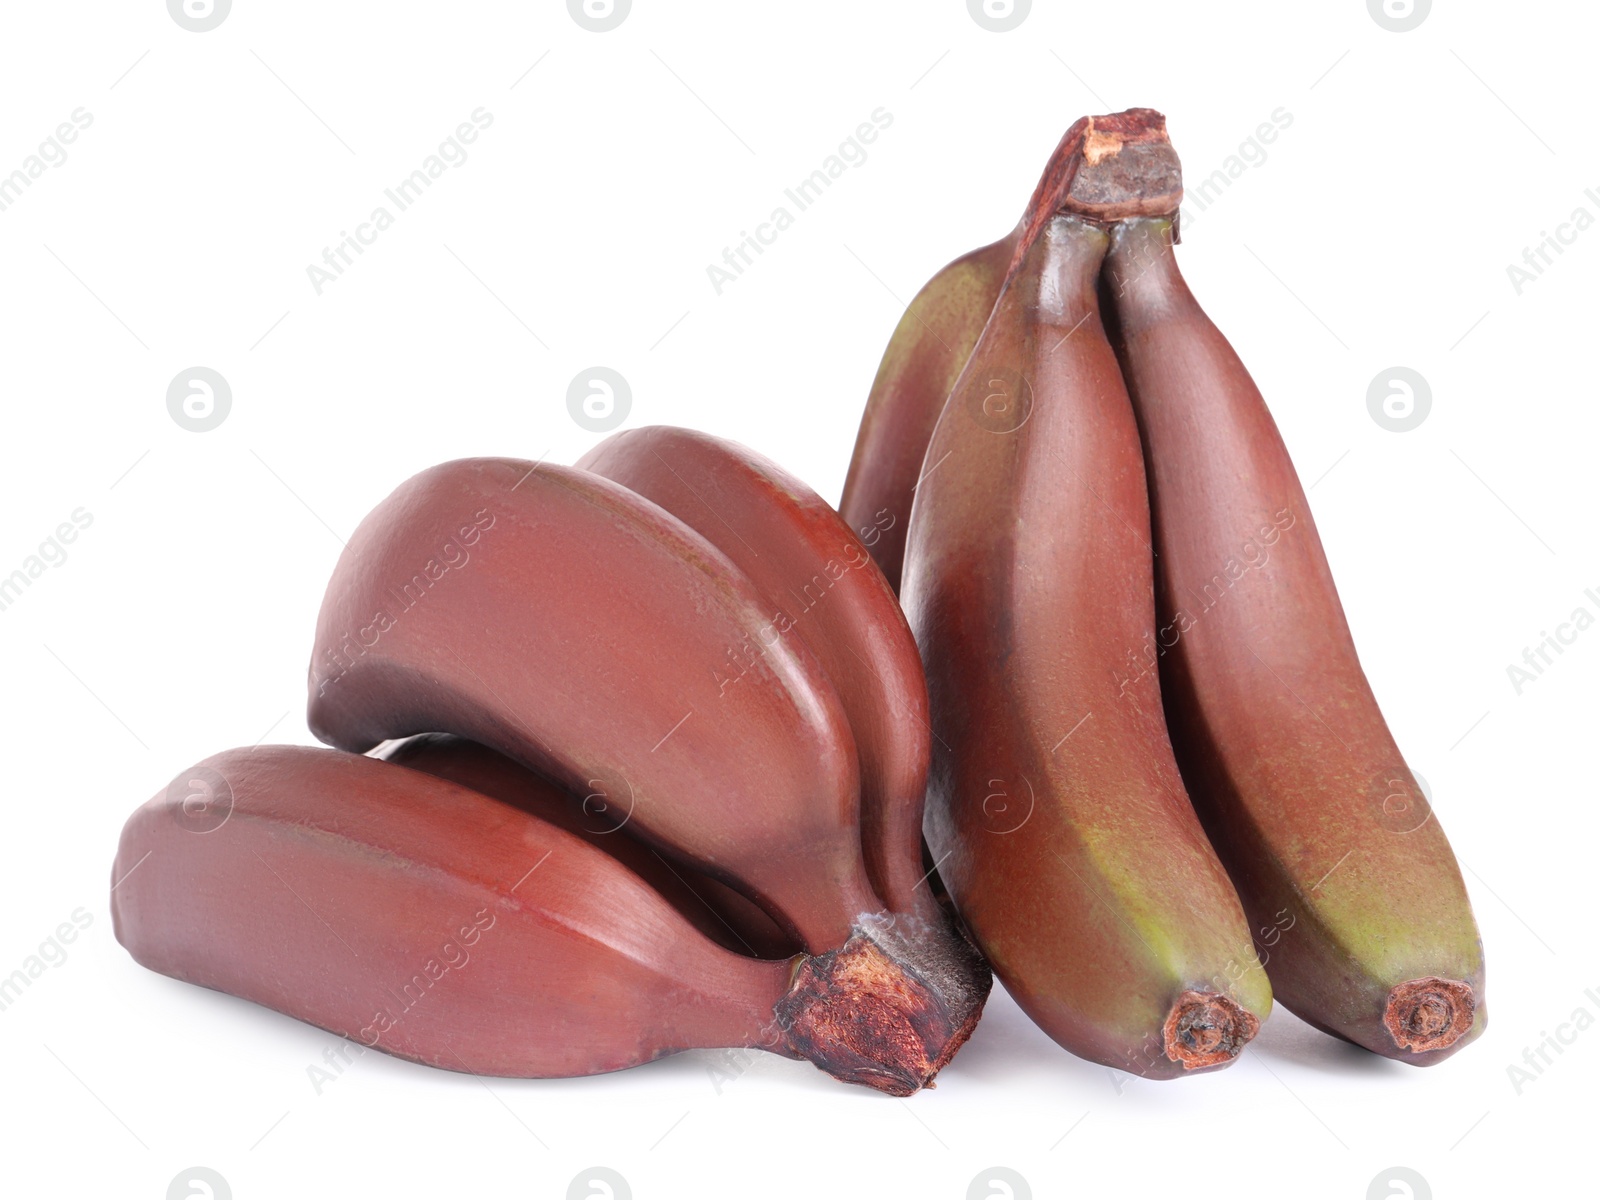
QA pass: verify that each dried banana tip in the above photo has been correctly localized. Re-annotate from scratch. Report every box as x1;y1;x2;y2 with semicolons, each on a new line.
1384;977;1476;1053
1163;989;1260;1069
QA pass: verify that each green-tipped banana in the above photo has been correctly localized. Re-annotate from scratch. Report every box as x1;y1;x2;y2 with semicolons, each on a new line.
901;117;1270;1077
1103;216;1486;1064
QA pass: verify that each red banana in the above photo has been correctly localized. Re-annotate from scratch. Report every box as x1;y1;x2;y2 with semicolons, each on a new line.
307;458;987;1056
112;747;967;1093
307;458;870;953
575;426;935;920
840;235;1010;592
1102;216;1486;1063
378;733;797;959
900;134;1271;1077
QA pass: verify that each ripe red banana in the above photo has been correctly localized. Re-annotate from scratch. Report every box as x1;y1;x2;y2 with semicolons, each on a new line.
378;733;797;959
840;236;1009;592
112;747;967;1093
307;457;987;1055
900;147;1271;1077
1102;216;1486;1063
842;109;1180;593
308;457;868;952
575;425;935;921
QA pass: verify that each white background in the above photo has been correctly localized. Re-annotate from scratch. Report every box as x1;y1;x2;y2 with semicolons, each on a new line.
0;2;1592;1197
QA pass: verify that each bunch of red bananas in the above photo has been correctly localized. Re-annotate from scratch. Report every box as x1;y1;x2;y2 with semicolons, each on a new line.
113;428;989;1096
112;109;1484;1094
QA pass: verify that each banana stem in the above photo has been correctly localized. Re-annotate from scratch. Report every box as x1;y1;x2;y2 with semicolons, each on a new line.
774;913;990;1096
1007;107;1183;290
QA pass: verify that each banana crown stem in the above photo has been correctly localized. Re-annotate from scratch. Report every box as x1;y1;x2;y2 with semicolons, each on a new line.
775;915;990;1096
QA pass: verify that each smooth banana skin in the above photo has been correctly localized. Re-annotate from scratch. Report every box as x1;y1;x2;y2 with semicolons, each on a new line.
112;746;965;1093
378;733;798;959
112;747;797;1079
307;458;987;1068
839;236;1011;592
1103;218;1485;1064
307;457;873;955
901;212;1271;1079
842;109;1182;594
576;426;936;921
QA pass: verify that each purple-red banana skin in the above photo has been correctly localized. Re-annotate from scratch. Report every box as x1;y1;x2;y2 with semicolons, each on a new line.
115;748;986;1095
378;733;798;959
305;458;876;954
901;213;1270;1079
840;235;1012;593
576;426;937;921
112;746;795;1078
1103;218;1486;1064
